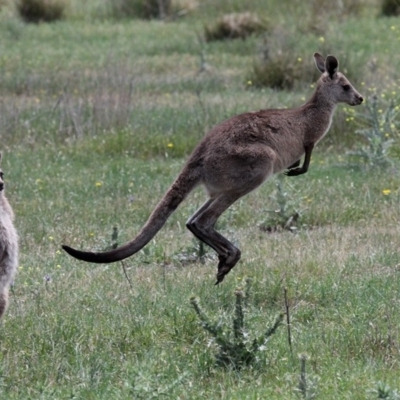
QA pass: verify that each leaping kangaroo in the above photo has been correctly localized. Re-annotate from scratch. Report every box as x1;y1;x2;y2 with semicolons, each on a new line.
63;53;363;284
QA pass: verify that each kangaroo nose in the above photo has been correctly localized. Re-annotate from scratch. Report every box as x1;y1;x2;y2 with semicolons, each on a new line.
358;95;364;103
0;182;3;191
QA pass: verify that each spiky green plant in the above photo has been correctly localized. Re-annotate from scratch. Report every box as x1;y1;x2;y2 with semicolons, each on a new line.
368;381;400;399
190;279;283;369
346;95;398;168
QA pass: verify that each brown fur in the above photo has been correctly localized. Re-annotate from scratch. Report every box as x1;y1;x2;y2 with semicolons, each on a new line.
63;53;363;284
0;154;18;318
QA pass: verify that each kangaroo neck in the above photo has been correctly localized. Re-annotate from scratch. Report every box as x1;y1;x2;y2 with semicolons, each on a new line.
300;88;337;130
306;87;337;115
286;88;337;145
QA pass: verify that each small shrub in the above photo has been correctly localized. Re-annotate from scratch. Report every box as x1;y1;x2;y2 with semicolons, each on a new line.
204;12;268;42
251;53;321;90
17;0;65;23
251;54;316;90
249;27;320;90
381;0;400;16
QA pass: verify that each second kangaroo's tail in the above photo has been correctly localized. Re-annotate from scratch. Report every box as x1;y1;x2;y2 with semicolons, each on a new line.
62;166;201;263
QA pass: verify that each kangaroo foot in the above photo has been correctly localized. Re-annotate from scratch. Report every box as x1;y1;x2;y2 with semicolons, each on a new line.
215;249;241;285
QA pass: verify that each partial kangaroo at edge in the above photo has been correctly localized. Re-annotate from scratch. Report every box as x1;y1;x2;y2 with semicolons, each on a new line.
0;153;18;319
63;53;363;284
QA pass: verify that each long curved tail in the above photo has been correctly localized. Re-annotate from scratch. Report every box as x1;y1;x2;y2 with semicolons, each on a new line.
62;166;201;263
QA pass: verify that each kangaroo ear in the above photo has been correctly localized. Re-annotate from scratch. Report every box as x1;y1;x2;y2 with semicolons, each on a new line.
325;55;339;78
314;52;326;73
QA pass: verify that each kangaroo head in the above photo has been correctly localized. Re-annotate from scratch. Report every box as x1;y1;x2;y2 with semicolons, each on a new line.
313;52;363;107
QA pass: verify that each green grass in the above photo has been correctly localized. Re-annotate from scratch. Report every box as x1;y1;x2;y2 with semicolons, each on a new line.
1;1;400;398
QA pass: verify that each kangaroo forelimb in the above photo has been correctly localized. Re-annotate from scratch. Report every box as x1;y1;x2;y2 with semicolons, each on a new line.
286;159;301;172
284;143;315;176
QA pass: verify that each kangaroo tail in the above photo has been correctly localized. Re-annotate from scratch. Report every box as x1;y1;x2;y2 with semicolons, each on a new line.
62;166;201;263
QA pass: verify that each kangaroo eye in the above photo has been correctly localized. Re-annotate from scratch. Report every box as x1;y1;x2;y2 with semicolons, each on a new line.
343;84;350;91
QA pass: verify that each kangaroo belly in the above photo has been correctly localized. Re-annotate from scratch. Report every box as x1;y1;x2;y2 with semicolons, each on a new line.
203;145;276;196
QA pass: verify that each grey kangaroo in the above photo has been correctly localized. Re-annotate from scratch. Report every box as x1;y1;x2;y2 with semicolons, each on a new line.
63;53;363;284
0;153;18;318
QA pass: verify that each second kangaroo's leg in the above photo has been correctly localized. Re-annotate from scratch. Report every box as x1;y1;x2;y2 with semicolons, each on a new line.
0;289;9;320
186;194;242;285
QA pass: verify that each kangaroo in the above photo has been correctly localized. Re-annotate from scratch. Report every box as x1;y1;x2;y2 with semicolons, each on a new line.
0;153;18;319
63;53;363;284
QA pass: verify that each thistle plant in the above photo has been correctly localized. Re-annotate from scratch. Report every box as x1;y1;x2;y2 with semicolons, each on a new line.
190;279;283;369
260;175;301;232
368;381;400;399
346;95;399;168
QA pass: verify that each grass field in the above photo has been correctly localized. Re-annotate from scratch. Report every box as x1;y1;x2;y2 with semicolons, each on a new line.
1;0;400;398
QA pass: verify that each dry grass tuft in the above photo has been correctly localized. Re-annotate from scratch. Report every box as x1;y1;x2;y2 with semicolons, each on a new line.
110;0;196;20
172;0;197;17
204;12;268;42
301;0;373;34
0;0;10;10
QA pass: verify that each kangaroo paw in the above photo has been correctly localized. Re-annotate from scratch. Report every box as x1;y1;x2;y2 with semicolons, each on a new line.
215;250;241;285
284;167;305;176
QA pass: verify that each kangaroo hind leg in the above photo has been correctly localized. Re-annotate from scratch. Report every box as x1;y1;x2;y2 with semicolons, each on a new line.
186;194;242;285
